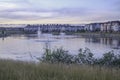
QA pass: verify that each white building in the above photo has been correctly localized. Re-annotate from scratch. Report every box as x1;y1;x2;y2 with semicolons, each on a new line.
111;21;120;32
84;23;101;31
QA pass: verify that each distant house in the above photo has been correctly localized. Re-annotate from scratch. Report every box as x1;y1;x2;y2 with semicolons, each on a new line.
100;21;120;32
100;23;106;32
84;24;90;31
100;23;111;32
84;23;101;32
111;21;120;32
0;27;6;34
24;24;85;32
0;21;120;34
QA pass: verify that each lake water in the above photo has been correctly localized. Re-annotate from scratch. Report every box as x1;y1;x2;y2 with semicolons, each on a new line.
0;34;120;62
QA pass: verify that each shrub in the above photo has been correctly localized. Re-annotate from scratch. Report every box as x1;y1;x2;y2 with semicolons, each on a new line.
41;48;120;67
42;48;74;64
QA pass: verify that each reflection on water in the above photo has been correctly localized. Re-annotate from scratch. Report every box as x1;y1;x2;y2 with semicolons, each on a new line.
85;37;120;49
0;34;120;61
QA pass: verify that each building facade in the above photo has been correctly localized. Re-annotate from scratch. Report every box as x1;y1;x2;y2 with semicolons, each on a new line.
24;24;85;32
100;21;120;32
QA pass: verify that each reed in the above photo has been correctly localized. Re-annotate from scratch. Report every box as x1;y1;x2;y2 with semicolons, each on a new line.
0;59;120;80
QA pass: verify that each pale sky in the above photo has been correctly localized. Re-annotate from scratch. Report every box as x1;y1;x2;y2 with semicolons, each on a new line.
0;0;120;24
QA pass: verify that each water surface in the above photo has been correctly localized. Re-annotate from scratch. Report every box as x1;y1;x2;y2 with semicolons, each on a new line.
0;34;120;61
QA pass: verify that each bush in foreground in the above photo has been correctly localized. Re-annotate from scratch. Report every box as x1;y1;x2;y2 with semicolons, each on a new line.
41;48;120;67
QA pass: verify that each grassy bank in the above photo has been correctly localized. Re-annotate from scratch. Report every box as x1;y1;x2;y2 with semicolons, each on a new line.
0;60;120;80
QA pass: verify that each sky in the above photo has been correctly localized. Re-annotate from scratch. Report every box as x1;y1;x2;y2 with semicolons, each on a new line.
0;0;120;24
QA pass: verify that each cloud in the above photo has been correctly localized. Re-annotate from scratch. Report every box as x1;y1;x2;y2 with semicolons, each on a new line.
0;0;32;11
0;10;59;20
0;2;20;11
11;11;58;19
0;0;120;24
53;8;93;17
0;7;92;20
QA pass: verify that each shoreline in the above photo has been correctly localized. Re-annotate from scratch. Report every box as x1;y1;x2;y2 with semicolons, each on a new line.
73;32;120;38
0;32;120;38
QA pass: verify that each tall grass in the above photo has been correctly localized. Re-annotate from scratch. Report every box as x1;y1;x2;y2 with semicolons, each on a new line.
0;59;120;80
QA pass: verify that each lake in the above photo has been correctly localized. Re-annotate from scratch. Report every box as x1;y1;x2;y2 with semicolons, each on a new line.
0;34;120;62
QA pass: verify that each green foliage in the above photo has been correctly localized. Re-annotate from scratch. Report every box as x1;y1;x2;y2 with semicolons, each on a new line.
42;48;120;67
0;48;120;80
42;48;95;65
42;48;74;64
112;54;120;67
94;51;120;67
75;48;94;64
0;60;120;80
100;51;115;66
42;48;52;63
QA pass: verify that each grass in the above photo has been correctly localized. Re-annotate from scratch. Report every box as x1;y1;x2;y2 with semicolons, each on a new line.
0;59;120;80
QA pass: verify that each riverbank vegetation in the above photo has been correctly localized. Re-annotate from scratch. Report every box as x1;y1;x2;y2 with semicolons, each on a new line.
0;60;120;80
42;48;120;67
0;48;120;80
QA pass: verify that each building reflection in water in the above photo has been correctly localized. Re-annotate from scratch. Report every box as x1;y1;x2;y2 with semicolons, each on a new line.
2;37;4;41
0;37;5;41
85;37;101;43
112;39;120;49
85;37;120;49
100;38;112;45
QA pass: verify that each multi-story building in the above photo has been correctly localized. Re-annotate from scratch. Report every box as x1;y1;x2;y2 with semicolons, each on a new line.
84;23;101;32
100;21;120;32
111;21;120;32
0;21;120;33
24;24;85;32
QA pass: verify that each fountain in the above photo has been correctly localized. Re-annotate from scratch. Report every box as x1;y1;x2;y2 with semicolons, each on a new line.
36;28;56;43
58;27;65;39
37;27;41;38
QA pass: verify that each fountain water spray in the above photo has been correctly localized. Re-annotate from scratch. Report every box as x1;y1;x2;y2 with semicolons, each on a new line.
37;27;41;38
